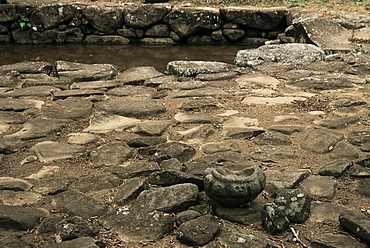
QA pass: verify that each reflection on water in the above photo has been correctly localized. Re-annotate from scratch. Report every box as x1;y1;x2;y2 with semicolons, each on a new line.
0;44;249;72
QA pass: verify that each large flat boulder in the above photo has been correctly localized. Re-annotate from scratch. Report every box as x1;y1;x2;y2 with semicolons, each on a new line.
32;141;86;163
0;206;49;230
55;61;120;82
0;61;52;75
101;207;174;242
52;191;108;218
97;97;166;118
43;97;93;121
4;119;65;140
167;61;230;77
235;43;325;67
133;183;199;213
294;17;357;53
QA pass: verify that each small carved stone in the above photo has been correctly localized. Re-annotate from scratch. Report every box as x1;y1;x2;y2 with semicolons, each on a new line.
204;166;266;207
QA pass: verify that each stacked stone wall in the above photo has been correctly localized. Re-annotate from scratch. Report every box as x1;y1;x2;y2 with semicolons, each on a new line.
0;3;289;45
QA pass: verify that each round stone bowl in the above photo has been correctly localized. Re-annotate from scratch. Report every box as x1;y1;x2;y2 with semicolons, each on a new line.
203;165;266;207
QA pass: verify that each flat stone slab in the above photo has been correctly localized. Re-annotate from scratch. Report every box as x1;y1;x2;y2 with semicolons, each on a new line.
115;66;164;83
167;61;230;77
329;141;359;159
132;120;172;136
67;133;102;145
235;73;281;89
113;177;149;206
0;121;9;135
133;183;199;213
356;178;370;198
174;112;222;124
222;116;264;139
110;161;161;179
150;142;196;163
265;169;310;190
89;143;133;167
0;235;37;247
289;74;359;90
195;71;238;81
5;119;65;140
253;132;292;146
172;87;228;98
52;89;105;100
70;80;121;90
274;115;300;123
14;73;71;89
184;151;253;175
249;145;298;162
0;111;27;124
32;141;86;163
300;176;338;200
354;26;370;41
0;177;32;191
43;237;100;248
216;221;279;248
268;125;305;135
348;164;370;177
0;138;25;154
25;166;60;180
0;98;44;111
107;85;155;96
300;128;344;154
52;191;108;218
97;97;166;118
169;125;213;142
0;190;42;206
242;96;306;105
319;160;353;177
0;206;49;230
180;98;219;110
339;209;370;243
84;114;140;134
234;43;325;67
101;207;174;242
43;97;93;121
32;176;77;195
201;140;241;154
295;17;355;52
55;60;120;82
0;86;60;98
158;80;207;91
177;215;220;246
148;170;203;188
311;233;367;248
144;75;177;87
310;201;348;223
216;201;263;225
314;116;360;129
72;175;122;193
0;61;52;75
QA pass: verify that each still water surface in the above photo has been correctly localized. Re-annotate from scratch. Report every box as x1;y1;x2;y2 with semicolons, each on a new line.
0;44;249;72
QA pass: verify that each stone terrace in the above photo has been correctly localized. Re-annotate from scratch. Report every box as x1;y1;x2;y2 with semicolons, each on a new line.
0;7;370;248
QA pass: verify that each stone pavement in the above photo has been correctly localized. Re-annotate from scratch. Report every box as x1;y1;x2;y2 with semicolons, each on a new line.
0;43;370;247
